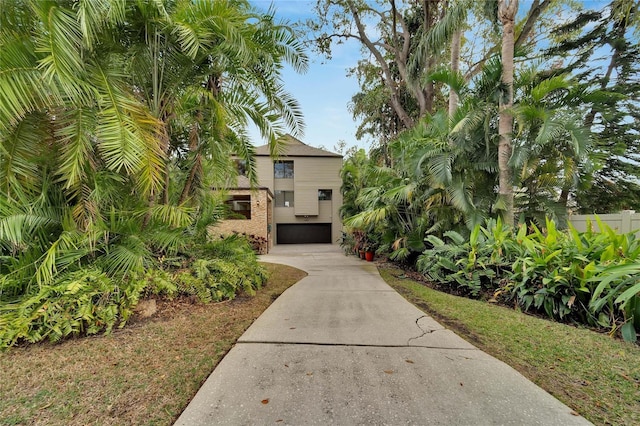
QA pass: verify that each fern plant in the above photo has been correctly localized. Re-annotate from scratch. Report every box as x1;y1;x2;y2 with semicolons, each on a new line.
0;269;144;348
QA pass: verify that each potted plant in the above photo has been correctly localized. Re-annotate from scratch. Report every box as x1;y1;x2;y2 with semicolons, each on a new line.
364;245;375;261
363;231;379;262
352;230;366;259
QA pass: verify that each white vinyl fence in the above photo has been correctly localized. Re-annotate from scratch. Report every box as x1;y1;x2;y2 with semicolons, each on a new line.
568;211;640;235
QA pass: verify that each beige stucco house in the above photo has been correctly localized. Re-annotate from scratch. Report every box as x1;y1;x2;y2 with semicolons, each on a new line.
209;135;343;251
255;135;343;245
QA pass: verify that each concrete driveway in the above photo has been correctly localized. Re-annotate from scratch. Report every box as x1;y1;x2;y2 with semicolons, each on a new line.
175;244;592;425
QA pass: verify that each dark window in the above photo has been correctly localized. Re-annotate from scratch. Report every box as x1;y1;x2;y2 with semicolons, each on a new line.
225;195;251;219
318;189;332;201
274;161;294;179
275;190;294;207
235;159;247;176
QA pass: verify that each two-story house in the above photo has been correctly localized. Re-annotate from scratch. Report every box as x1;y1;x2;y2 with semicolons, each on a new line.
210;135;343;251
255;135;343;245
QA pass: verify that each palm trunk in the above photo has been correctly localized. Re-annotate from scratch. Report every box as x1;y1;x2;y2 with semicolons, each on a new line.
159;121;171;205
449;29;461;117
179;74;217;205
178;120;201;204
421;0;440;117
424;56;436;115
498;0;518;227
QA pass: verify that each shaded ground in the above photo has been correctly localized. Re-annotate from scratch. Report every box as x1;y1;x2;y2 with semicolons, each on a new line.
0;263;306;426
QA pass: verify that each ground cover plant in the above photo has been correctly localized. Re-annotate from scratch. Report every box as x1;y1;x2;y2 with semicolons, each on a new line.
0;235;267;349
381;266;640;426
0;262;307;426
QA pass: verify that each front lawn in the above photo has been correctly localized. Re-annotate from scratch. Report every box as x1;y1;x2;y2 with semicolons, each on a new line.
0;263;306;426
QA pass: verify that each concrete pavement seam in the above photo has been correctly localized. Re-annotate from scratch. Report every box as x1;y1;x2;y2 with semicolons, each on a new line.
235;341;479;351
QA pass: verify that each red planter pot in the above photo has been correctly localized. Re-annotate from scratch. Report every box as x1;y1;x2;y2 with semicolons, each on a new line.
365;251;375;262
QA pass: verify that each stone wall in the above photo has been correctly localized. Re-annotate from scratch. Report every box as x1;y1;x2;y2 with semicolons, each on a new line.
208;189;272;254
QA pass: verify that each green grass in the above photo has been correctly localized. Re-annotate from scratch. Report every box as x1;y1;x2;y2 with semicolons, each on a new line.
0;263;307;426
380;266;640;426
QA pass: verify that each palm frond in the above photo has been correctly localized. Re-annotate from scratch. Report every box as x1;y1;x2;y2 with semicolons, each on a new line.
33;2;88;101
427;153;454;185
0;32;61;131
55;107;97;191
0;113;48;196
102;235;151;276
92;58;164;196
137;204;195;229
408;0;469;81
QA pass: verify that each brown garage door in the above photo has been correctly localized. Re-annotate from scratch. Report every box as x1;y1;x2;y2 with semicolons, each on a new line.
277;223;332;244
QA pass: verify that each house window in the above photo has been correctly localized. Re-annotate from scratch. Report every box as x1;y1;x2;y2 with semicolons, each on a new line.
318;189;332;201
274;161;294;179
225;195;251;219
275;190;294;207
235;159;248;176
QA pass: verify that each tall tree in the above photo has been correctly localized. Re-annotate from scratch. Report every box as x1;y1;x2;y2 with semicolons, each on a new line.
311;0;447;130
123;0;308;206
544;0;640;212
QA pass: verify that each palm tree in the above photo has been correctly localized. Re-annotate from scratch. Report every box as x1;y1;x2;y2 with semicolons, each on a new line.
121;0;308;205
0;0;308;293
342;110;485;261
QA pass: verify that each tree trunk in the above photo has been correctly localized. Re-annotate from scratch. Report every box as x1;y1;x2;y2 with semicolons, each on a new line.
498;0;518;227
421;0;440;116
178;118;201;204
514;0;552;49
159;121;171;205
347;1;415;129
449;29;461;117
424;56;436;115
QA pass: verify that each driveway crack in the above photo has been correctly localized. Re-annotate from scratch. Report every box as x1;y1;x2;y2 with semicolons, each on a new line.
407;315;435;346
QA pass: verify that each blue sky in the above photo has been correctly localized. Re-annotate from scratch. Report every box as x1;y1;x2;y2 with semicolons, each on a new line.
248;1;365;152
247;1;622;152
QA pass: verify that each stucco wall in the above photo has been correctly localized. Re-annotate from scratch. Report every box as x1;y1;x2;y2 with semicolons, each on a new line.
256;155;343;244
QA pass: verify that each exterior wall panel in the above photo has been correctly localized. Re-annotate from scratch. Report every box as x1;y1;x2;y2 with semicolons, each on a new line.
256;159;274;192
294;183;319;216
274;178;294;191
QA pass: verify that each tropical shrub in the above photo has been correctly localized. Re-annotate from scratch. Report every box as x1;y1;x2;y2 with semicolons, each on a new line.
0;0;298;349
174;235;268;302
0;269;144;348
0;235;267;349
416;217;640;342
416;220;512;297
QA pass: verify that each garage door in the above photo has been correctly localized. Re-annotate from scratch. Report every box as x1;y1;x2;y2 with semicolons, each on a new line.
277;223;332;244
